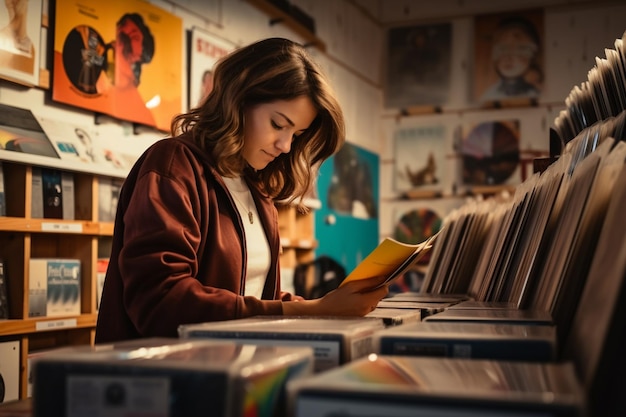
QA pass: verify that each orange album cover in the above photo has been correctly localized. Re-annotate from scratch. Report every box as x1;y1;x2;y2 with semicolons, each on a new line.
52;0;183;132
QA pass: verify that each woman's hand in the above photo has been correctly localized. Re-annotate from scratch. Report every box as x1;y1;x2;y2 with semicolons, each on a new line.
282;276;388;317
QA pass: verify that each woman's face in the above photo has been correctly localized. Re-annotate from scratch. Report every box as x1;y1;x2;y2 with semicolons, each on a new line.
242;96;317;170
492;26;537;79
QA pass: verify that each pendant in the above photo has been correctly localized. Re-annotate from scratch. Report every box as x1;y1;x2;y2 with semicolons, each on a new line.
248;211;254;224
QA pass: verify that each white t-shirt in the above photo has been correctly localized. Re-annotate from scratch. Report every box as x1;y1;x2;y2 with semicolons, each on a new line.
222;176;270;298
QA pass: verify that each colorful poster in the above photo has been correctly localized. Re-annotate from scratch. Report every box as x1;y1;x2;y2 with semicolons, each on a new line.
0;0;42;86
187;27;235;110
474;9;544;103
393;123;449;195
315;142;379;274
461;119;521;186
52;0;183;132
36;115;137;172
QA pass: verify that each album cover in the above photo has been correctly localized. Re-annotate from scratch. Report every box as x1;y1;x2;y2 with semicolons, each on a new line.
31;168;75;220
52;0;183;131
187;27;235;110
424;308;553;326
41;168;63;219
0;103;59;159
0;340;20;403
0;0;42;86
36;116;105;167
374;300;452;318
474;9;544;104
33;339;314;417
287;356;583;417
61;171;75;220
0;258;8;319
28;259;47;317
180;316;384;373
98;177;122;222
29;258;81;317
365;307;422;327
59;259;81;316
392;121;449;195
460;119;521;186
96;258;108;310
385;22;452;109
386;291;470;304
375;321;556;362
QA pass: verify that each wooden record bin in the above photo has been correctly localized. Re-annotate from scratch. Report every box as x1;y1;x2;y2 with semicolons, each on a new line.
0;160;115;399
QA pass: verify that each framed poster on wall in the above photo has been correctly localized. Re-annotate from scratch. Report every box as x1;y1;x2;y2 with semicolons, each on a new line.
474;9;544;104
460;119;521;186
52;0;183;132
187;27;235;110
385;22;452;110
0;0;42;86
393;121;452;197
315;142;379;274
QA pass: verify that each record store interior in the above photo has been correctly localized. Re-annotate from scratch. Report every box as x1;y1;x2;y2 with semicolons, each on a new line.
0;0;625;416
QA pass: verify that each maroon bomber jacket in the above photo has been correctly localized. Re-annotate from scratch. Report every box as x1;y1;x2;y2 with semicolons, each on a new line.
95;136;295;343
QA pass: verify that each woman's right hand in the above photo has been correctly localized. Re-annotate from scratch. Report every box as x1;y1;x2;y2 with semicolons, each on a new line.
282;276;389;317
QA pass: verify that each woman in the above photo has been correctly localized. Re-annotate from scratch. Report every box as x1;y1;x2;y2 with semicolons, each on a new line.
95;38;388;343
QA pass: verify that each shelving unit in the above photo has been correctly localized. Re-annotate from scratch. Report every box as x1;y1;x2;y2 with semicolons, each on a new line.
276;198;319;269
244;0;326;52
0;159;116;399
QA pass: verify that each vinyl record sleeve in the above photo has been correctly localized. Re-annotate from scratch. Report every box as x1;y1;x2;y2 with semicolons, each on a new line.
33;338;314;417
179;316;384;373
375;321;556;361
287;356;583;417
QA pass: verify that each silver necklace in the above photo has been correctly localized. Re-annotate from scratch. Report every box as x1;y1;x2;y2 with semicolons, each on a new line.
230;190;254;224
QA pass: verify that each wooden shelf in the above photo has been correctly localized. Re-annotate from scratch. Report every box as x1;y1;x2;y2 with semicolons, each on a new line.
0;217;111;235
245;0;326;52
0;315;97;337
0;159;115;399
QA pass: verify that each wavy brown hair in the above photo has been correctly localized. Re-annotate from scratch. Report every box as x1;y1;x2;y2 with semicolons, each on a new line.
171;37;345;202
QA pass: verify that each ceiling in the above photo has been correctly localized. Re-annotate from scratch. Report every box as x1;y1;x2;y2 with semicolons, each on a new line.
352;0;620;25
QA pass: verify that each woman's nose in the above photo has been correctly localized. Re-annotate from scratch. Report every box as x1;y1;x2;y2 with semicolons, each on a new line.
275;132;293;154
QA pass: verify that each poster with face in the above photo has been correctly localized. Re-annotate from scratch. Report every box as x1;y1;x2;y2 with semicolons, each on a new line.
52;0;183;132
187;27;235;110
0;0;42;86
474;9;544;104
